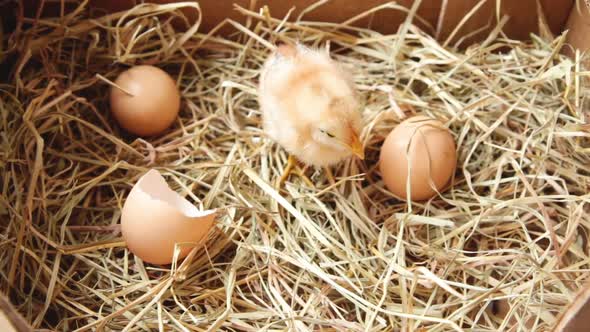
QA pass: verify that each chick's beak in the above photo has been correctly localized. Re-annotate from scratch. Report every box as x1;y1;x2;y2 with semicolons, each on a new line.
349;133;365;160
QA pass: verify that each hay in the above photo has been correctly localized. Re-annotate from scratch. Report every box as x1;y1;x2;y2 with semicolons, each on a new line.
1;1;590;331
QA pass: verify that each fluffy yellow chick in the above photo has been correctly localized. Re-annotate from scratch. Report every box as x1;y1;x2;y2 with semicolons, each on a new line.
259;43;364;183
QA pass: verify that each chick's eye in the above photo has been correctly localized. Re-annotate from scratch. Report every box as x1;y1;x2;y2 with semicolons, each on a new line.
320;129;335;138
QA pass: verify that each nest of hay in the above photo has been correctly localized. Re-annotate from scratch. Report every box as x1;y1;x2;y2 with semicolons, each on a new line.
1;2;590;331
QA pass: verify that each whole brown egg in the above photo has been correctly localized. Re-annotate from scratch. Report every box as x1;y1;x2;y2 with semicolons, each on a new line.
379;116;457;201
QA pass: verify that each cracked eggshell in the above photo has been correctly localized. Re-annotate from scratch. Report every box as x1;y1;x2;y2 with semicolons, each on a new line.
121;170;216;265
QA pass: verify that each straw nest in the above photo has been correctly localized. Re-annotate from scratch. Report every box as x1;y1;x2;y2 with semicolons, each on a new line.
1;2;589;331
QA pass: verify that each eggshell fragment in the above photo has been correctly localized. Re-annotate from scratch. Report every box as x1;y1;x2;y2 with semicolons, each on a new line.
379;116;457;201
121;170;215;265
110;65;180;136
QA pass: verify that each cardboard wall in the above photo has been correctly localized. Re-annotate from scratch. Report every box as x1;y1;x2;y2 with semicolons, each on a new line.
17;0;575;47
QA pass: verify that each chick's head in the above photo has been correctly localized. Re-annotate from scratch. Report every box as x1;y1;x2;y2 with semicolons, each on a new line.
291;62;364;162
310;98;364;160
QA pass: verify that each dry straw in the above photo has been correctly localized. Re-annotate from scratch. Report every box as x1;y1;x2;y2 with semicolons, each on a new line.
1;1;590;331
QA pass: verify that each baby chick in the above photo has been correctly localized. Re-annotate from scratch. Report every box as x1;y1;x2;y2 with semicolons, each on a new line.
259;43;364;185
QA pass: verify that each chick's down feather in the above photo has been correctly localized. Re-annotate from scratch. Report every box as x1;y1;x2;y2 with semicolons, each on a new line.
259;44;364;167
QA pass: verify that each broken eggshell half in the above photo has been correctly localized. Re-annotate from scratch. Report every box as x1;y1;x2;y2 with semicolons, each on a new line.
121;169;216;265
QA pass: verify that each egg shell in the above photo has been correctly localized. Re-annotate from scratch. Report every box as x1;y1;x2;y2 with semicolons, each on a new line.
121;170;215;265
379;116;457;201
110;65;180;136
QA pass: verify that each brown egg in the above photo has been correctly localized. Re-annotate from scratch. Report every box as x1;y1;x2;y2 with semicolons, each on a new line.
121;170;216;265
110;65;180;136
379;116;456;201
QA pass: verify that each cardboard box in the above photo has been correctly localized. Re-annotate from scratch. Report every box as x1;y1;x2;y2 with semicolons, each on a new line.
19;0;574;46
565;1;590;54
